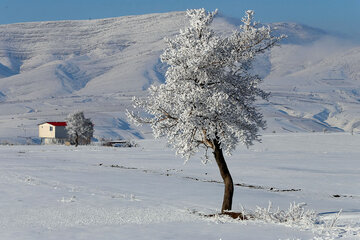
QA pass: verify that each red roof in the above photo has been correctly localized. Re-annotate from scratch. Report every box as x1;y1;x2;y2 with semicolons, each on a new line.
46;122;67;126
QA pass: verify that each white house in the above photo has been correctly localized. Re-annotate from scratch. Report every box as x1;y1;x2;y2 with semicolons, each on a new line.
38;122;68;144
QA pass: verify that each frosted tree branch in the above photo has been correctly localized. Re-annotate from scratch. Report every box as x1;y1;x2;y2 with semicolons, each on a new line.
127;8;283;159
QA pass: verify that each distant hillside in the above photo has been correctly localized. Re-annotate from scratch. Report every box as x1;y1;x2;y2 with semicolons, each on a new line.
0;11;359;143
0;12;187;100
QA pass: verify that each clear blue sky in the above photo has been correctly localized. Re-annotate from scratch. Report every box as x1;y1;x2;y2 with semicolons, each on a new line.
1;0;359;40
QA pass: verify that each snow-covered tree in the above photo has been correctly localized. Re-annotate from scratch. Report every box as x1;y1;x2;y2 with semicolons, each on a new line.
128;9;283;213
66;111;94;147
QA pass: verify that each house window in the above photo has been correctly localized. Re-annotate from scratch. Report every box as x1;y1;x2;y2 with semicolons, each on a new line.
50;126;53;131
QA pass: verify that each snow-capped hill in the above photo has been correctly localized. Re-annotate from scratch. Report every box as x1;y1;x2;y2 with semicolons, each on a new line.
0;11;359;143
0;12;187;100
280;46;360;87
217;15;329;45
263;40;360;133
271;22;327;44
319;46;360;82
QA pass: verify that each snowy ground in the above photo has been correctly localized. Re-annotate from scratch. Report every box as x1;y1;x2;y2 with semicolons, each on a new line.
0;133;359;239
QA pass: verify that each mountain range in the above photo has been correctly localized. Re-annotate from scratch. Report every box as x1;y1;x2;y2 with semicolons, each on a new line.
0;11;359;143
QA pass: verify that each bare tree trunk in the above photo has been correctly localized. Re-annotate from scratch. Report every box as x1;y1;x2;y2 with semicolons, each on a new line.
213;139;234;213
75;132;79;147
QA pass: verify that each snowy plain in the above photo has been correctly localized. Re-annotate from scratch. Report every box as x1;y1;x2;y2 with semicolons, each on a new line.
0;133;359;239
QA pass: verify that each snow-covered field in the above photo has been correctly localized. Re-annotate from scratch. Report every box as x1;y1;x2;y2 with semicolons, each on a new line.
1;133;359;239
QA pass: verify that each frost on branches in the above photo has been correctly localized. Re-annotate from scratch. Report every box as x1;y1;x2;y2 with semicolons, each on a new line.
129;9;281;158
128;9;283;212
66;111;94;147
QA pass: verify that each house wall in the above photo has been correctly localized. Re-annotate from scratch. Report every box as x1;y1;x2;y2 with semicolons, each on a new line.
55;126;67;138
39;123;56;138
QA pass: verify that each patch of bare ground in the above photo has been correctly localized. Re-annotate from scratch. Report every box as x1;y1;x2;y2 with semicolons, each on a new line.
192;210;252;220
208;212;249;220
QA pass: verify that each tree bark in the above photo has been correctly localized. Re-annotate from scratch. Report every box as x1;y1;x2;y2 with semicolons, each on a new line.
213;139;234;213
75;132;79;147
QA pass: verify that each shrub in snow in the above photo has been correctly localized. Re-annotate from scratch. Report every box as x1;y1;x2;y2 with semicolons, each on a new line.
128;9;283;213
243;202;344;237
251;202;318;227
66;111;94;147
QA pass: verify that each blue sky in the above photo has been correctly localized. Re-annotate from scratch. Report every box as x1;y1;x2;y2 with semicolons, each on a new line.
1;0;359;40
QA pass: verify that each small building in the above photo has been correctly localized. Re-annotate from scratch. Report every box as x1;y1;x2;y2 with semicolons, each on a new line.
38;122;68;144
